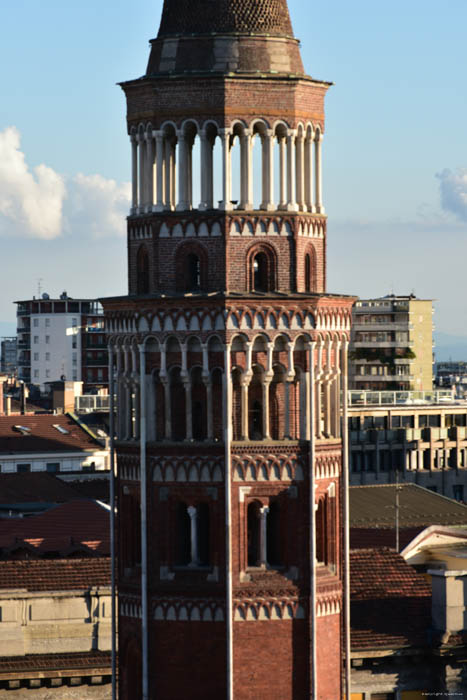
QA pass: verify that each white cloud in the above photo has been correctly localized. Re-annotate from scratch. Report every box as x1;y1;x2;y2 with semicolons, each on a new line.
437;168;467;222
0;126;65;239
0;126;130;240
64;173;130;238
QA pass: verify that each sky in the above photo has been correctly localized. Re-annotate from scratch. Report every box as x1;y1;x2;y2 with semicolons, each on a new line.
1;0;467;354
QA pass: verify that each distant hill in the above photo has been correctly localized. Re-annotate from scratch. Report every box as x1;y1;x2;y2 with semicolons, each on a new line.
434;332;467;362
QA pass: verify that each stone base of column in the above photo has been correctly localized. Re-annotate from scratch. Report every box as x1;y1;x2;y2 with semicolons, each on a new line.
238;202;254;211
176;202;191;211
261;202;276;212
285;203;299;212
315;205;326;214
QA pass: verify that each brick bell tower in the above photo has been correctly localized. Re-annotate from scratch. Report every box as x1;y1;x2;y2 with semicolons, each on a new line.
103;0;355;697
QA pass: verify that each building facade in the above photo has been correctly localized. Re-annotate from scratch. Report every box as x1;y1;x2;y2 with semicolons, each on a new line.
15;293;107;392
103;1;355;698
349;393;467;500
0;338;17;376
350;295;433;392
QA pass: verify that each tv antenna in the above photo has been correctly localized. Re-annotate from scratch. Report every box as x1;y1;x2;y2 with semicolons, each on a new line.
37;278;43;297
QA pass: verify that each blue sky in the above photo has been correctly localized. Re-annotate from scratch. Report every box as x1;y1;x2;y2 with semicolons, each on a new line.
1;0;467;351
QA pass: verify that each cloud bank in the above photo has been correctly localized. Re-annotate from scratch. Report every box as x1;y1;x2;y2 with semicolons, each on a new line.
437;168;467;222
0;126;130;240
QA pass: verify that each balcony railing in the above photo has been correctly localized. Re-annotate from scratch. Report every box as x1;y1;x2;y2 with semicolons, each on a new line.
75;395;111;412
348;389;455;406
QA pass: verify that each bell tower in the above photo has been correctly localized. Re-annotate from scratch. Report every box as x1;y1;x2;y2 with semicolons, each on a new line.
103;1;355;697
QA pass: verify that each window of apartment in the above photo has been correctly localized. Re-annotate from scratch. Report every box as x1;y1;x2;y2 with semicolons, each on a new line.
72;339;77;349
72;353;77;365
73;372;78;381
45;369;50;378
33;336;39;344
391;415;414;428
98;369;104;381
33;318;39;327
419;414;441;428
45;352;50;361
33;353;39;361
349;417;360;431
72;318;77;327
17;463;31;473
46;462;60;473
453;485;464;502
45;318;50;327
34;370;39;378
45;335;50;344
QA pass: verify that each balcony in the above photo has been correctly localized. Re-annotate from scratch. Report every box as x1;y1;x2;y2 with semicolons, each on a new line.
17;339;30;349
352;341;414;349
85;356;108;367
16;326;30;334
353;374;414;382
352;323;414;332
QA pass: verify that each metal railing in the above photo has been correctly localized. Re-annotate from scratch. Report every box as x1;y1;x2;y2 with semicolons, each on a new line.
75;395;111;412
348;389;455;406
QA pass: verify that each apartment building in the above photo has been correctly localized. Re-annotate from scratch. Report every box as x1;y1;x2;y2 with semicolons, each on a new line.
0;338;17;375
349;390;467;500
15;292;107;392
350;295;434;391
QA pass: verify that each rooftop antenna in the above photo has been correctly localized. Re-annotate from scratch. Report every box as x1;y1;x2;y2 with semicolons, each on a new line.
37;278;43;298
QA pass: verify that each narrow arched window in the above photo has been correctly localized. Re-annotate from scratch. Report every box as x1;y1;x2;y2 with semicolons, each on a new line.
186;254;201;291
247;502;261;567
305;254;311;292
250;400;262;440
197;503;210;566
175;502;191;566
266;501;282;567
253;253;268;292
316;498;327;565
136;247;150;294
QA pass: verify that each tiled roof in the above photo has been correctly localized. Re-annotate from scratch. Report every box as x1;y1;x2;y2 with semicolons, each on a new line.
351;548;431;651
0;651;111;673
351;526;424;551
69;478;109;503
0;413;103;454
0;499;110;557
350;484;467;528
0;557;110;591
0;472;81;505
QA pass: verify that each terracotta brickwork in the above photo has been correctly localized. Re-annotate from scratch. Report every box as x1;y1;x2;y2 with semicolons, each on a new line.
105;0;357;697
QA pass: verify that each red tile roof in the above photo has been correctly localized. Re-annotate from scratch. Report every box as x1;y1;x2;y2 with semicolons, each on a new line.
0;472;81;505
0;557;110;591
0;651;111;673
0;499;110;557
351;526;424;551
351;548;431;651
0;413;103;454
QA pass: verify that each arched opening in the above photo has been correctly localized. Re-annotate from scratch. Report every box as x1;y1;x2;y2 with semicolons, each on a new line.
247;501;261;567
267;500;282;567
305;254;311;292
211;367;224;440
231;367;243;440
250;400;262;439
186;253;201;291
316;497;327;565
197;502;210;566
136;246;150;294
175;502;191;565
169;367;185;441
191;366;206;440
253;253;268;292
230;123;244;208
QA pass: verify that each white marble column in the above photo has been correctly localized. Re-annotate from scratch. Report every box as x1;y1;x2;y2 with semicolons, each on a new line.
315;132;325;214
279;136;287;209
295;131;305;211
130;134;138;214
154;131;165;212
145;131;154;212
305;132;315;213
187;505;199;566
240;130;253;210
261;130;275;211
219;129;232;210
286;130;298;211
138;133;146;214
176;132;189;211
259;505;269;567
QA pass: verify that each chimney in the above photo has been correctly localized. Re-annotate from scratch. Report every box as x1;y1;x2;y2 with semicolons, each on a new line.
430;568;467;634
5;396;11;416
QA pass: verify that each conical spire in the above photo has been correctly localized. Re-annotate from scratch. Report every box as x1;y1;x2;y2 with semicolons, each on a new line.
158;0;294;38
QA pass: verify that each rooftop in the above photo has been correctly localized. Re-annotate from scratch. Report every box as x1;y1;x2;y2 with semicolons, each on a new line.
0;413;103;454
0;499;110;558
0;472;80;506
351;548;431;650
0;557;110;591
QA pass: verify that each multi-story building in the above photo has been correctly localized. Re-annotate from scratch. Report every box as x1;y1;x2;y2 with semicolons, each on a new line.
103;0;355;697
350;295;433;391
349;390;467;500
0;338;17;375
15;292;107;392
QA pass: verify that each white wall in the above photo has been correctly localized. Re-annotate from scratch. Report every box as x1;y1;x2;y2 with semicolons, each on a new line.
30;314;82;389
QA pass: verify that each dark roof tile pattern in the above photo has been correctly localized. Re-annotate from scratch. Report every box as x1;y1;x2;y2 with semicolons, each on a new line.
0;557;110;591
0;500;109;556
350;526;424;551
0;472;80;505
351;548;431;650
350;484;467;528
0;651;110;672
0;413;103;454
158;0;294;37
